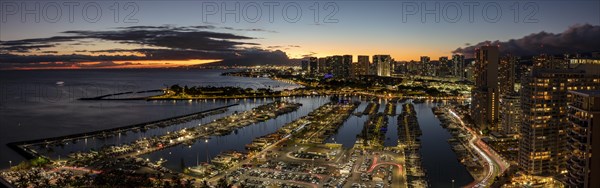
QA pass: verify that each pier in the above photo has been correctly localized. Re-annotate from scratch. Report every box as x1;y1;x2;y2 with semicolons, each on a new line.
7;104;238;160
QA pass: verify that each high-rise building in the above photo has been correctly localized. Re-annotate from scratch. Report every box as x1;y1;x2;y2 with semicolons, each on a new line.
420;56;430;64
569;58;600;66
373;55;392;77
309;57;318;75
301;60;309;72
342;55;352;78
533;54;568;69
566;90;600;188
318;57;327;74
407;60;422;75
500;93;521;135
356;55;370;76
420;56;431;76
452;54;465;79
519;63;600;176
499;54;518;96
439;56;448;62
471;46;500;130
465;61;476;82
324;56;334;74
331;55;344;78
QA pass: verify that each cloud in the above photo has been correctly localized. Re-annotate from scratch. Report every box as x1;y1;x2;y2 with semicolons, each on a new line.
302;52;317;58
220;27;277;33
203;49;293;66
79;61;142;68
0;60;143;70
453;24;600;57
0;25;292;69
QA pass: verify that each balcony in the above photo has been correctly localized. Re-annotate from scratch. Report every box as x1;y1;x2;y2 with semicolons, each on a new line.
568;117;589;128
568;157;586;170
568;130;587;144
566;176;584;188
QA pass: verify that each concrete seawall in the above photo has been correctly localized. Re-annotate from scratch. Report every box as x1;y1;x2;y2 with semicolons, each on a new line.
7;104;239;160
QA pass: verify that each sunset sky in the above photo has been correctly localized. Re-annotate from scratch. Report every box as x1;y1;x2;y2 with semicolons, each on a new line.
1;0;599;69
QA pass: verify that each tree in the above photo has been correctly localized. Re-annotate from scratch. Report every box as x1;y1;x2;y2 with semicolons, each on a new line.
170;85;183;94
216;177;228;188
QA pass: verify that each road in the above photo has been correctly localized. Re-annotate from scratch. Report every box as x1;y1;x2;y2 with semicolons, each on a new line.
448;109;509;188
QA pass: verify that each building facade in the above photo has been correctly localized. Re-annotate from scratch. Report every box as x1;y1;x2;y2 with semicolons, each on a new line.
309;57;318;75
356;55;370;76
374;55;392;77
471;46;499;131
342;55;352;78
566;90;600;188
452;54;465;79
301;60;309;72
519;64;600;176
499;54;518;96
500;93;521;135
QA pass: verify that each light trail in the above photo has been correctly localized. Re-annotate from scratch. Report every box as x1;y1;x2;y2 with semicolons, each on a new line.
448;109;506;188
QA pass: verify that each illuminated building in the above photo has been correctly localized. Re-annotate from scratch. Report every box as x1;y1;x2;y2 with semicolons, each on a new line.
569;58;600;66
324;56;334;74
452;54;465;79
420;56;432;76
500;93;521;135
301;60;309;71
332;55;351;78
499;54;518;96
566;90;600;188
318;57;327;74
342;55;352;78
355;55;369;75
470;46;499;131
309;57;318;75
519;63;600;176
374;55;392;77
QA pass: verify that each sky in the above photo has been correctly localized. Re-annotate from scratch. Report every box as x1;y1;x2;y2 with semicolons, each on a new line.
1;0;599;69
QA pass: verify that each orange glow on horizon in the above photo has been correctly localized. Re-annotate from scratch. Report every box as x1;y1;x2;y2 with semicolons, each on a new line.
6;59;221;70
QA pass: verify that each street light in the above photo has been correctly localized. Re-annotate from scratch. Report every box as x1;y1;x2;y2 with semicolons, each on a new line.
452;179;455;188
8;161;11;168
204;139;209;163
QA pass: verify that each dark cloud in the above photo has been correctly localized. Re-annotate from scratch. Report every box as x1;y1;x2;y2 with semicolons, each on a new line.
453;24;600;57
220;27;277;33
203;49;294;66
1;44;55;53
0;53;146;64
265;44;301;51
61;29;257;51
0;36;86;53
0;25;292;68
0;61;145;69
79;61;142;68
302;52;317;58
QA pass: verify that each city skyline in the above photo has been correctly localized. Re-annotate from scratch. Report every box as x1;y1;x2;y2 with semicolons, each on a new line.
2;1;600;187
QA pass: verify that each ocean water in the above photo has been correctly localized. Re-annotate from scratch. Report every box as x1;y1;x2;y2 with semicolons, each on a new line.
0;69;299;168
0;69;473;187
